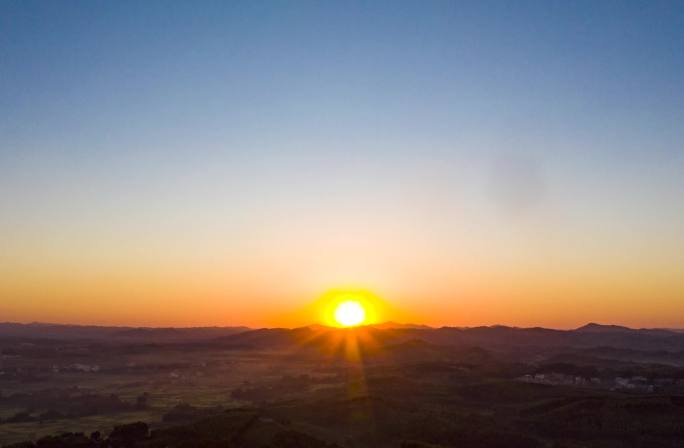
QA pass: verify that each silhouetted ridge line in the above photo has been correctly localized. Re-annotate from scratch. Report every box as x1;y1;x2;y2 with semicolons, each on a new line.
212;323;684;353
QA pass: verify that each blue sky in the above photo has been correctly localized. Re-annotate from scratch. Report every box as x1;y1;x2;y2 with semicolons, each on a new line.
1;1;683;327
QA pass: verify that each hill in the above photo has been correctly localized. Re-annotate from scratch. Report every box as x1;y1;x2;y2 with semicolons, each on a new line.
0;322;249;342
214;323;684;353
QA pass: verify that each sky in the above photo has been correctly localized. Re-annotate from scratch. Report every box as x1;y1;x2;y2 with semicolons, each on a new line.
1;0;683;328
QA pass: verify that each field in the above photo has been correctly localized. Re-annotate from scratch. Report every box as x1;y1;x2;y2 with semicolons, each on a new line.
2;324;684;447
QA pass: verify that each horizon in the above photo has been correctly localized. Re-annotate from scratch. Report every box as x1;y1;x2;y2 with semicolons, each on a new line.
2;1;684;329
2;319;682;333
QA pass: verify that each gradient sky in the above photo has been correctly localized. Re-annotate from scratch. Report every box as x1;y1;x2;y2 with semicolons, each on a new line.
2;0;683;328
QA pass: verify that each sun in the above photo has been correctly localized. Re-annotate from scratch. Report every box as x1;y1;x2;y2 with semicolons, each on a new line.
334;300;366;327
318;289;379;327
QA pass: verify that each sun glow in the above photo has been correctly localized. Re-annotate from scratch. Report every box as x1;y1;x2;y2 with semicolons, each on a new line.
334;300;366;327
318;290;380;328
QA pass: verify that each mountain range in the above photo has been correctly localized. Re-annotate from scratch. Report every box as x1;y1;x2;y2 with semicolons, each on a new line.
2;321;683;352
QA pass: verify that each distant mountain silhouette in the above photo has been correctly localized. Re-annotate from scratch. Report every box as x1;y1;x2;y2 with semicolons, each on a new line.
2;321;683;352
369;321;433;330
214;323;684;353
112;326;250;340
215;325;405;353
302;321;431;330
576;322;677;338
575;322;632;332
0;322;249;341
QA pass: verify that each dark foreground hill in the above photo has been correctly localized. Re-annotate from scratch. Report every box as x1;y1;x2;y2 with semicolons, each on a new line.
3;409;339;448
2;320;684;448
8;383;684;448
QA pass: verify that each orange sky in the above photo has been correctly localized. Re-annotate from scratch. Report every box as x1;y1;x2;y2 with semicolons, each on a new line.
2;224;683;328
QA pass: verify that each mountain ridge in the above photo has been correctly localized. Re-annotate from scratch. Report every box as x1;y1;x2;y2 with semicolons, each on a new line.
1;322;683;351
